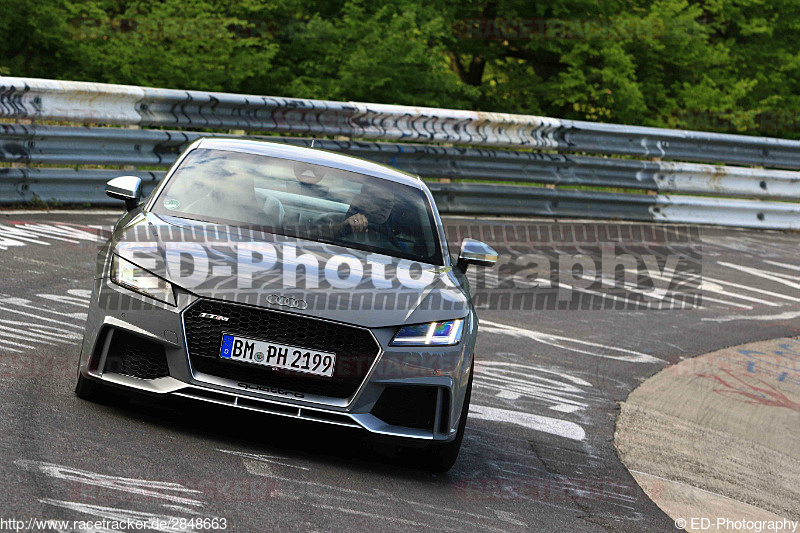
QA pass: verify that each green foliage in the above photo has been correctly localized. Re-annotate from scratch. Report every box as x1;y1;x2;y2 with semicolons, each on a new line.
26;194;63;209
2;0;799;137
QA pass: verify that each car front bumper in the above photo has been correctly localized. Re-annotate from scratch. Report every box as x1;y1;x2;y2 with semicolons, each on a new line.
78;277;476;443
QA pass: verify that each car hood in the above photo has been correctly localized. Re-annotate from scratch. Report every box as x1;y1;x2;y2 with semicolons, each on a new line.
111;212;469;328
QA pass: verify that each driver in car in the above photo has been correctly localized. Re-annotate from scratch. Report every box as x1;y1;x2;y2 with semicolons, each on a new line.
328;184;409;253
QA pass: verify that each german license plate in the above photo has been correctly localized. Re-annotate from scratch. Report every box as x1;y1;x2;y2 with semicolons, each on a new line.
219;334;336;378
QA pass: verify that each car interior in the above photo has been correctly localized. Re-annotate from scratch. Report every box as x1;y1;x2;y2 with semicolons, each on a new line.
155;148;440;263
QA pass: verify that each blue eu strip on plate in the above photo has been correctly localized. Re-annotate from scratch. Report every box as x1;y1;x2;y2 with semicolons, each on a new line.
220;334;234;358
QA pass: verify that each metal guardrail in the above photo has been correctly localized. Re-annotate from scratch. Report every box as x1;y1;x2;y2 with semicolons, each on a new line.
1;77;799;229
0;167;163;205
5;77;800;168
3;125;800;200
429;183;800;229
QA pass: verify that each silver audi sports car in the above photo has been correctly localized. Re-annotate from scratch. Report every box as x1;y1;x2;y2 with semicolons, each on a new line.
76;138;497;471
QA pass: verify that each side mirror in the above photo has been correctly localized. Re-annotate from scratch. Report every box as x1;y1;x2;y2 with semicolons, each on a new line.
105;176;142;211
457;238;498;273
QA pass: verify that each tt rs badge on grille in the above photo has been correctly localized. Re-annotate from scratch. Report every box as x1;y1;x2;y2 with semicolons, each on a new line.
199;313;230;321
266;294;309;310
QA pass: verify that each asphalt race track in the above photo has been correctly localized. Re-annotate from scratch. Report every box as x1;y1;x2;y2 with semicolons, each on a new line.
1;212;799;532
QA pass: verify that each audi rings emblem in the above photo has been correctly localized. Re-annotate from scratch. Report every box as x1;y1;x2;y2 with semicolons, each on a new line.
266;294;309;310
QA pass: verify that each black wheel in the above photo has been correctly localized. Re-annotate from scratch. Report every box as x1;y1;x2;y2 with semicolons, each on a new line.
74;373;109;403
424;360;474;472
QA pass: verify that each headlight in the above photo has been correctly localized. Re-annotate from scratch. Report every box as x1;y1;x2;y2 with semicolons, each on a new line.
390;319;464;346
111;255;176;306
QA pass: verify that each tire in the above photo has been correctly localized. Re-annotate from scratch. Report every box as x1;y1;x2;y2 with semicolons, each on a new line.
74;373;109;403
424;361;474;472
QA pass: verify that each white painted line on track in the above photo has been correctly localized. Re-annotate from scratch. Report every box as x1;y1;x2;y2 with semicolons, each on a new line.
0;303;86;329
702;309;800;323
0;332;35;350
469;404;585;441
16;460;204;507
39;499;199;533
217;449;310;471
718;261;800;290
701;273;800;303
480;320;662;363
231;455;514;533
763;260;800;272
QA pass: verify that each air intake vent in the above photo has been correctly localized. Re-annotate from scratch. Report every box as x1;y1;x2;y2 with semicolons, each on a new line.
104;329;169;380
371;386;439;431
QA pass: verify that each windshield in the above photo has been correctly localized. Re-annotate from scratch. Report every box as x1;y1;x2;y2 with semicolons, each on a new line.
151;148;443;265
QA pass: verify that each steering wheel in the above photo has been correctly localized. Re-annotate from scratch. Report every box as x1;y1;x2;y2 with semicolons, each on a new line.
339;219;403;250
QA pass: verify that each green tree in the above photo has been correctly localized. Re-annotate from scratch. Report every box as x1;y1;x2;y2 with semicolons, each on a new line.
2;0;800;138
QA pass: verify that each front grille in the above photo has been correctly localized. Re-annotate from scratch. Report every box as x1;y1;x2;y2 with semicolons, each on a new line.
104;329;169;380
183;299;381;398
